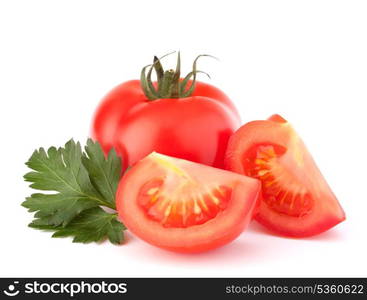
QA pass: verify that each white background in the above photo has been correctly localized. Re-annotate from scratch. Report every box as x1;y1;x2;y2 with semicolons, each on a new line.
1;0;366;277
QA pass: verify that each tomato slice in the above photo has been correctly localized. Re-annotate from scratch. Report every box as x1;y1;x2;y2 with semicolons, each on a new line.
116;152;260;252
225;114;345;237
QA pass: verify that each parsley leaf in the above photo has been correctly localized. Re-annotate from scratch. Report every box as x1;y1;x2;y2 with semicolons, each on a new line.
23;193;97;227
46;207;125;244
22;139;125;245
82;139;122;208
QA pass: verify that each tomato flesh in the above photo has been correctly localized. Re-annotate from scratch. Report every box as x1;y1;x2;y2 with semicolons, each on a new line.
243;143;313;218
225;115;345;237
139;178;232;228
116;152;261;252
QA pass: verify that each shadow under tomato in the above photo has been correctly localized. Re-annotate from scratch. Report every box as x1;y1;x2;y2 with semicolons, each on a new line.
121;221;345;267
126;233;274;267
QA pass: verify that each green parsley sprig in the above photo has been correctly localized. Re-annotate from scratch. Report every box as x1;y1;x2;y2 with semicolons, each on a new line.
22;139;126;245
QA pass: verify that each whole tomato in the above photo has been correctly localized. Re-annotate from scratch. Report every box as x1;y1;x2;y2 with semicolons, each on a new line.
91;53;240;169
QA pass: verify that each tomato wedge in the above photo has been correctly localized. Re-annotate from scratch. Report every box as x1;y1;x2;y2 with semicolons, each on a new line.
225;114;345;237
116;153;260;252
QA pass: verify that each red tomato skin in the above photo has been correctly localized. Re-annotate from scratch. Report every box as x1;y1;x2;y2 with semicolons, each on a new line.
224;116;345;238
91;80;143;153
114;97;238;168
91;80;240;168
191;81;241;121
255;206;345;238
